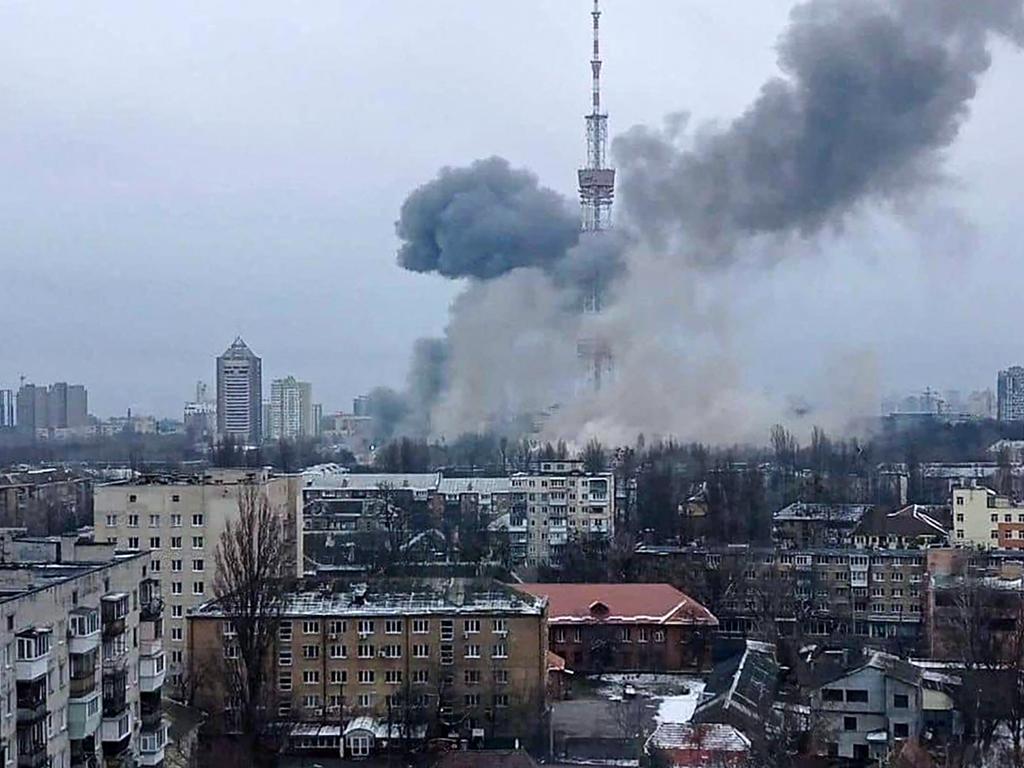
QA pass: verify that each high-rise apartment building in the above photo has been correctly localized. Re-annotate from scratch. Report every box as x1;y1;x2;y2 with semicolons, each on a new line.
509;459;615;566
215;337;262;444
0;537;166;768
15;382;88;433
998;366;1024;422
0;389;14;428
92;469;303;695
188;579;548;755
269;377;313;440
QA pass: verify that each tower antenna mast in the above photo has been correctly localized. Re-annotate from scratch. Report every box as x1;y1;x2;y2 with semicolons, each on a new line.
578;0;615;233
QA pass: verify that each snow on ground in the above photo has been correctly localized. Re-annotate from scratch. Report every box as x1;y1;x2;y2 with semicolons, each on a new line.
589;674;705;725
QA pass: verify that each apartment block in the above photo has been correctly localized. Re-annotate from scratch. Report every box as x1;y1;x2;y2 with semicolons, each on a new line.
188;579;548;757
92;469;303;694
952;485;1024;549
269;377;314;440
0;539;166;768
510;460;615;566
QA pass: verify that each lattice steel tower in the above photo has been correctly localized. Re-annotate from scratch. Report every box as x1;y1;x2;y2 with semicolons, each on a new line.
577;0;615;391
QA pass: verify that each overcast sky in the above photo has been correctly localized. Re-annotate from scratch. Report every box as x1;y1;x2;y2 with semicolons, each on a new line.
1;1;1022;419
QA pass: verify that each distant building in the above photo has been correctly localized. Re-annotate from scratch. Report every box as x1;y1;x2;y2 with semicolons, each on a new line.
516;582;717;673
183;401;216;441
952;485;1024;549
215;337;262;444
645;723;751;768
15;382;88;435
998;366;1024;422
312;403;323;436
0;389;13;427
352;395;371;417
269;376;314;439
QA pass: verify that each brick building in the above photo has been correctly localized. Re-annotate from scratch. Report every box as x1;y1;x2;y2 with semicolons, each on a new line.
188;579;548;757
516;583;716;674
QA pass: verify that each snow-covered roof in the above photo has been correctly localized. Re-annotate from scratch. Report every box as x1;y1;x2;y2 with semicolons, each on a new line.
646;722;750;753
438;477;512;496
304;472;441;491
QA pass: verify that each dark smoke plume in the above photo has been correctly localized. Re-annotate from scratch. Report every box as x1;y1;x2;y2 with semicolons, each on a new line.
615;0;1024;258
396;156;581;279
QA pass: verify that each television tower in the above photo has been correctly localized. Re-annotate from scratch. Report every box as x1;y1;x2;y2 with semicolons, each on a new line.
577;0;615;391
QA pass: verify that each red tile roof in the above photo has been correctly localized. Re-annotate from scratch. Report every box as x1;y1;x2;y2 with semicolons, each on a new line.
516;583;717;626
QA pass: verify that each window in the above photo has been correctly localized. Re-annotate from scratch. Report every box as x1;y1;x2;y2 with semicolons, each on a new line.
278;672;292;691
279;621;293;641
956;513;964;522
171;514;182;527
494;694;510;708
494;669;509;685
171;582;182;595
192;514;204;527
894;693;909;709
303;694;320;709
464;670;481;685
192;559;205;572
385;619;402;634
224;643;239;659
894;722;909;738
171;537;182;549
348;735;371;758
279;649;292;666
128;514;139;528
330;670;347;685
356;693;373;709
222;621;237;638
412;619;429;634
171;626;183;641
844;716;857;732
171;560;182;573
554;628;566;643
172;605;183;619
412;644;429;658
192;536;204;549
329;644;346;659
149;537;161;549
149;514;161;527
357;644;375;659
463;619;480;634
637;627;650;643
302;645;319;659
413;669;429;685
464;644;480;659
192;582;204;595
385;670;402;684
105;514;117;526
328;620;346;635
128;537;139;549
358;670;375;685
440;619;454;641
492;643;508;659
278;702;291;717
464;693;480;707
303;670;320;685
492;618;508;634
440;644;454;665
653;630;665;643
846;690;868;703
357;620;374;636
823;689;844;703
303;621;320;635
381;644;401;658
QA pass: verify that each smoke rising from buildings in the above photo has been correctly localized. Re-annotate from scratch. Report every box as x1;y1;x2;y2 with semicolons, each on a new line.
384;0;1022;445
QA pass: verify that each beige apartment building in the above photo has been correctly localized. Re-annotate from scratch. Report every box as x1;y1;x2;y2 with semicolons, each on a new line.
0;536;166;768
952;485;1024;549
509;459;615;566
93;468;303;693
188;579;548;757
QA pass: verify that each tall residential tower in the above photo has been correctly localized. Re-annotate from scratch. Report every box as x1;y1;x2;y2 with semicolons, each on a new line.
216;337;262;444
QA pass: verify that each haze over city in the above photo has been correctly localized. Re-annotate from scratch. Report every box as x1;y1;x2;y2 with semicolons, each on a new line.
3;0;1024;435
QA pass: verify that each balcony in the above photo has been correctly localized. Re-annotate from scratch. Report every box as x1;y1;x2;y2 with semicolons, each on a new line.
16;694;47;725
15;629;52;682
141;695;162;730
101;593;129;638
70;672;97;699
68;608;101;655
16;747;47;768
138;721;168;767
70;738;98;768
140;652;166;693
101;709;132;750
102;671;128;719
68;691;102;740
141;578;163;622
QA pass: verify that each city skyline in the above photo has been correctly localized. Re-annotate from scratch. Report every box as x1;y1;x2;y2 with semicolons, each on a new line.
2;1;1023;438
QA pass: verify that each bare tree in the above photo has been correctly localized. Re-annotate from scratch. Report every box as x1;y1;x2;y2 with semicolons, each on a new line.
213;483;294;753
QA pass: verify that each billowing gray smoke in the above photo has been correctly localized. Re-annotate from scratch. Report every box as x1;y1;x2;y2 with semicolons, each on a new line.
396;157;581;279
615;0;1024;257
383;0;1022;443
